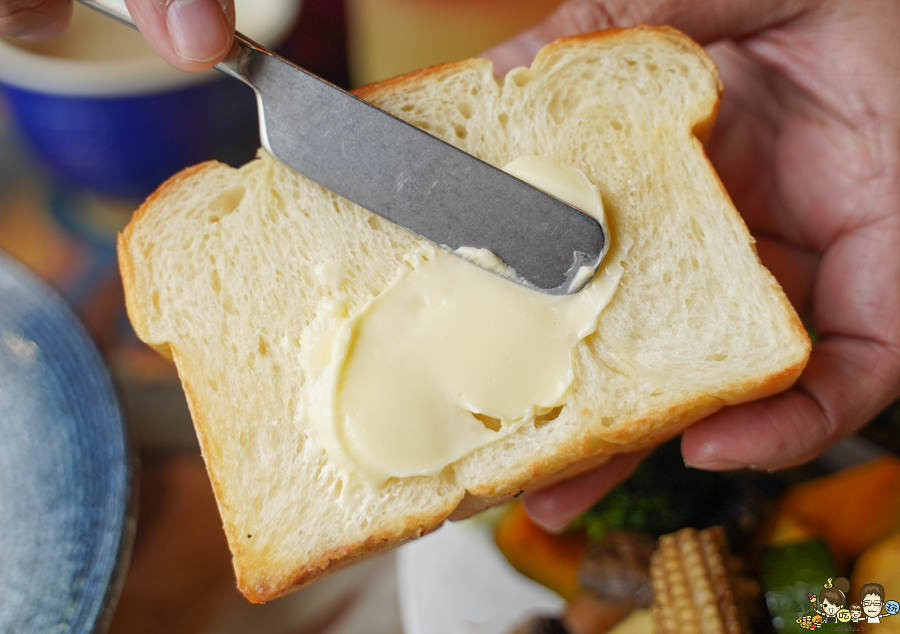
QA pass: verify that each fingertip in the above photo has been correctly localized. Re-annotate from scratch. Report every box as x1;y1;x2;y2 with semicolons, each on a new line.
681;427;746;470
680;390;837;472
521;451;648;533
521;496;573;534
522;508;569;534
165;0;232;68
681;408;771;471
126;0;234;73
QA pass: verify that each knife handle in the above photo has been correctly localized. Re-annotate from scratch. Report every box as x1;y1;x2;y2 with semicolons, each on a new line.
73;0;270;89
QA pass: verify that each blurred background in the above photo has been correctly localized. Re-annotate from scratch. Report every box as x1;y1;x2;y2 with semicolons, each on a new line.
5;1;900;633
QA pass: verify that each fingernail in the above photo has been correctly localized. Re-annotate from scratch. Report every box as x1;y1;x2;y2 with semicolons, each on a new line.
528;515;569;534
684;457;746;470
521;499;570;534
166;0;230;63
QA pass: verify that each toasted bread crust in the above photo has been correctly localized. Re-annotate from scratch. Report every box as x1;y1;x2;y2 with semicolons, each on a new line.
118;26;810;602
236;510;450;602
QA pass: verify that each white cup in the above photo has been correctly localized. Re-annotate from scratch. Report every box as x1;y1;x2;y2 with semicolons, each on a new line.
0;0;301;198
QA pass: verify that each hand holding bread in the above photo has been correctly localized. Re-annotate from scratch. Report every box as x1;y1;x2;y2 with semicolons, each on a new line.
15;0;896;607
488;0;900;531
120;26;810;600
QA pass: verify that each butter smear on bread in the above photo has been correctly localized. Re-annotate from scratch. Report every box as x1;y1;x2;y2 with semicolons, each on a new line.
302;156;625;488
118;27;811;601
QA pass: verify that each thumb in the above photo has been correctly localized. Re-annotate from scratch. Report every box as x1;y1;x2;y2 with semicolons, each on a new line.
124;0;235;73
484;0;819;75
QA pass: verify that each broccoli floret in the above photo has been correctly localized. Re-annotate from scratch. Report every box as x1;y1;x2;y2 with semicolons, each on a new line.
569;439;761;542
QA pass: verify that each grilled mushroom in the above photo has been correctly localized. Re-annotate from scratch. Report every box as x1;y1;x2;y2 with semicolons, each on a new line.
578;532;656;607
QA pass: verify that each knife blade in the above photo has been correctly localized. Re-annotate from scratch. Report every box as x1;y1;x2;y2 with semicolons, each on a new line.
77;0;606;294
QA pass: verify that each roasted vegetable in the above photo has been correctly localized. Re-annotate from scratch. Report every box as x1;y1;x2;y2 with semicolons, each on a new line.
563;593;634;634
851;531;900;632
775;456;900;567
578;532;655;607
650;526;749;634
495;501;588;600
605;610;653;634
570;440;773;548
762;513;815;547
555;533;658;634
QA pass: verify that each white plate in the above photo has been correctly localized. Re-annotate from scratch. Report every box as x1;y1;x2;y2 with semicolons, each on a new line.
398;510;564;634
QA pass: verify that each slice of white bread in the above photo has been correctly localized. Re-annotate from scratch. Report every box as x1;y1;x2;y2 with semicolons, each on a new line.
118;26;810;602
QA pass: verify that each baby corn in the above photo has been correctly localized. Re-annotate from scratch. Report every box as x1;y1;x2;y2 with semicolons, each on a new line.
650;526;747;634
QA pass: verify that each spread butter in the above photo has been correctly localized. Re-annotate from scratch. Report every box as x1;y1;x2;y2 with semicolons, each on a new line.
305;156;625;488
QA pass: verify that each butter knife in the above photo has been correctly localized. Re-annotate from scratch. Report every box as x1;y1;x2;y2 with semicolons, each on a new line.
76;0;605;294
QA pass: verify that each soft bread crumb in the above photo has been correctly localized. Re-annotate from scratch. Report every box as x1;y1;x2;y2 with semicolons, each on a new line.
118;26;809;602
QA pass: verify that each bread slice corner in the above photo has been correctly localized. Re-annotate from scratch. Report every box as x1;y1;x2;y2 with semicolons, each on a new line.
119;26;809;601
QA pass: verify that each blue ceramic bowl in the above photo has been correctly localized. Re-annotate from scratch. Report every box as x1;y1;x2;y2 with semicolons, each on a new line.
1;79;260;199
0;0;300;200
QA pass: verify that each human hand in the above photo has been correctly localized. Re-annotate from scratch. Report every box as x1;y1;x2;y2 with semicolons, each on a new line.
485;0;900;531
0;0;235;72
